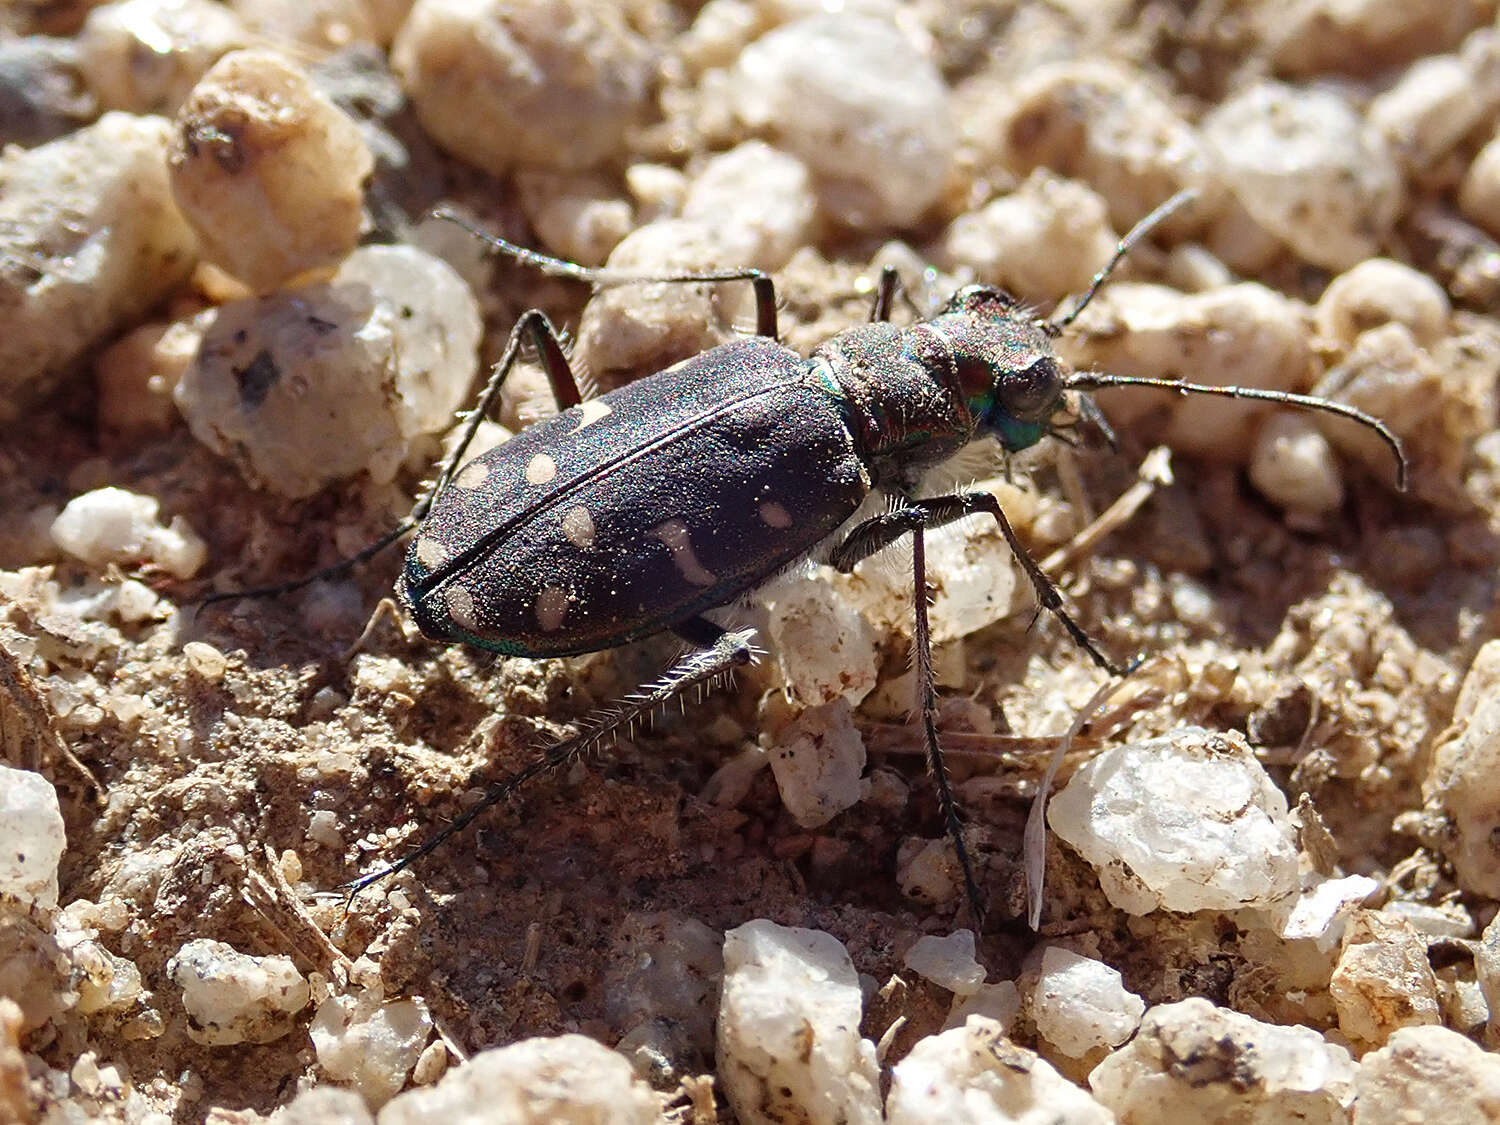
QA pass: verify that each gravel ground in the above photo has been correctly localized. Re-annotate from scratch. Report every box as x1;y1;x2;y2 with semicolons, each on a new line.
6;1;1500;1122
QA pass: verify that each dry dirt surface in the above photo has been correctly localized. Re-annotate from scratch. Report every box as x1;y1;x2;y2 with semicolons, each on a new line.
6;1;1500;1122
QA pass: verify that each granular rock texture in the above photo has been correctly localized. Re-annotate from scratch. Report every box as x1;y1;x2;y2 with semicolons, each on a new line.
5;1;1500;1122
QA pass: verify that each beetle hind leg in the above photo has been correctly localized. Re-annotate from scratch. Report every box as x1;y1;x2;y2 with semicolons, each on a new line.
346;622;757;899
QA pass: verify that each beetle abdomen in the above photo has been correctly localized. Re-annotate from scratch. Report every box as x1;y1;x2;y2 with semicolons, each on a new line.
402;337;871;656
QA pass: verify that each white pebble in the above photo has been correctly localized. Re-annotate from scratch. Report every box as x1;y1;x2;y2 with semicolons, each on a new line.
575;219;742;381
1381;900;1473;938
603;912;724;1057
310;991;432;1108
1369;39;1500;174
1278;874;1380;951
1314;258;1450;349
1249;413;1346;515
1267;0;1483;75
1202;81;1401;271
175;244;480;497
1330;911;1441;1046
1309;324;1431;492
1421;622;1500;898
167;939;310;1046
989;59;1213;232
895;837;960;907
0;113;198;420
51;487;207;580
1029;947;1144;1059
731;14;954;228
380;1035;660;1124
1090;998;1357;1123
762;699;867;829
514;170;632;268
226;0;377;51
1061;282;1309;464
681;141;817;269
1355;1026;1500;1125
393;0;654;174
0;766;66;910
95;316;207;438
944;981;1020;1033
903;931;985;997
275;1087;373;1125
761;571;879;708
71;938;147;1016
624;162;688;220
169;49;372;291
182;641;227;681
78;0;250;114
888;1016;1113;1125
1460;132;1500;240
307;810;344;850
1478;909;1500;1040
1047;728;1300;915
941;171;1118;304
717;920;881;1125
844;509;1023;646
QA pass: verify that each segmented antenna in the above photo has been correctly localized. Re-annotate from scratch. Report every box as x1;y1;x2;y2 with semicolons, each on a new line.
1049;190;1199;333
1066;372;1409;491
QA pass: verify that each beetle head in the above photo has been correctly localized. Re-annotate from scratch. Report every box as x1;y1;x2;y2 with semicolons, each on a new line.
931;285;1069;453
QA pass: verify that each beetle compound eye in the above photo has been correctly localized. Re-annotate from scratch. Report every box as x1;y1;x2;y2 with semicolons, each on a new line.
1002;357;1063;422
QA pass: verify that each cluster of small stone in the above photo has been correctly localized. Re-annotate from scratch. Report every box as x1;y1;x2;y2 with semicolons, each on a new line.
9;0;1500;1122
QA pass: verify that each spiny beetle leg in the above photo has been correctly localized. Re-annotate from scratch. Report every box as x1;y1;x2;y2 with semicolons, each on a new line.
829;492;1132;677
910;523;987;926
430;208;780;340
195;522;418;613
345;621;758;900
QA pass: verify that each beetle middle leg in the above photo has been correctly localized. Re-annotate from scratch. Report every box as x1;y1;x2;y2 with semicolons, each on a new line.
827;490;1135;924
347;619;758;897
826;501;989;922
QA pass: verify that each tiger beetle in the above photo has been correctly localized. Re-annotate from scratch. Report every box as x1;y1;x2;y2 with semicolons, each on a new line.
205;191;1407;924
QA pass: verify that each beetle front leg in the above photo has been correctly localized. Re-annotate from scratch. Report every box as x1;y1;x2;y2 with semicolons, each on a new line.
829;492;1133;676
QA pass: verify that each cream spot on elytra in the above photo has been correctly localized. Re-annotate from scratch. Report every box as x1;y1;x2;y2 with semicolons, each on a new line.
652;519;717;587
535;586;568;631
525;453;557;485
454;460;489;489
444;584;479;633
561;505;596;548
570;400;612;431
415;536;449;569
758;501;792;529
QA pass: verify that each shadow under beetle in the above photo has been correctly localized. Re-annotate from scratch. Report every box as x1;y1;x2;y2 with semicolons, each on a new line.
209;192;1407;923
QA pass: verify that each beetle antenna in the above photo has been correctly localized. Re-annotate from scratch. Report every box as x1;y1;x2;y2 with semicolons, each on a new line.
1049;190;1198;334
1065;372;1409;491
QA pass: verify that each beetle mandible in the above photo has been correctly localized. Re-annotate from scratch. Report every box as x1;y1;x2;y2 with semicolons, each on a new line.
212;192;1408;920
